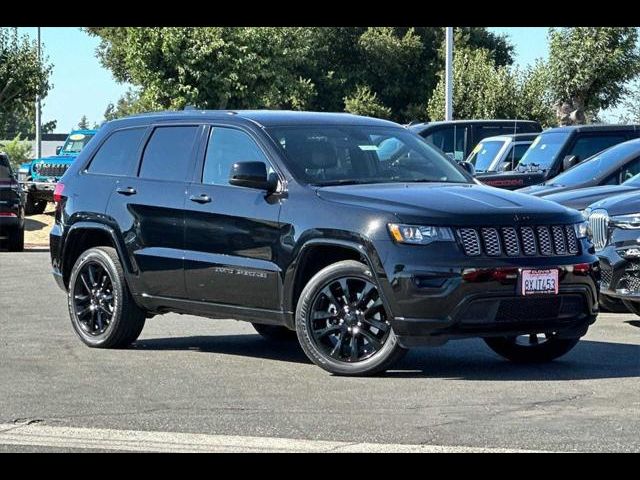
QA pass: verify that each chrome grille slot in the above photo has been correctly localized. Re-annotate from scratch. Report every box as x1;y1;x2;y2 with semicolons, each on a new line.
481;228;502;256
565;225;579;254
536;226;553;255
589;210;609;251
521;227;537;256
501;227;520;256
552;225;567;255
458;228;481;256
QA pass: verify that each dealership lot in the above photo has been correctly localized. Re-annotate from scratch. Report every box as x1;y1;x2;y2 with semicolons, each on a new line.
0;251;638;452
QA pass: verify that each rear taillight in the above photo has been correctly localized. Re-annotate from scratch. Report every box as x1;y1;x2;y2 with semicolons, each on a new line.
0;212;17;217
53;182;65;203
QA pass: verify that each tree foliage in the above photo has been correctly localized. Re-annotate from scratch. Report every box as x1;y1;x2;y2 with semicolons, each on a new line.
0;28;53;137
88;27;513;124
78;115;89;129
0;134;33;169
547;27;640;125
426;48;555;126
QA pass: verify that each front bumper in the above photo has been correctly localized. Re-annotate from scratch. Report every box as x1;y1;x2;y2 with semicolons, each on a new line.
373;239;599;347
597;228;640;303
20;181;58;202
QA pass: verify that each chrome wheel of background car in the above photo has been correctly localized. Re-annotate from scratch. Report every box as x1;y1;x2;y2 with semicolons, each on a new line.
308;276;390;363
72;261;115;336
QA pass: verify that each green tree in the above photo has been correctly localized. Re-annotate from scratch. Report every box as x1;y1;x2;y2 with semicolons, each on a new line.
547;27;640;125
0;28;52;137
0;134;33;169
88;27;513;123
617;80;640;123
78;115;89;129
344;85;392;119
426;48;555;126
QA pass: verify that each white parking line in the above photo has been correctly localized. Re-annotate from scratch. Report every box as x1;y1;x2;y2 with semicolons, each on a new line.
0;423;544;452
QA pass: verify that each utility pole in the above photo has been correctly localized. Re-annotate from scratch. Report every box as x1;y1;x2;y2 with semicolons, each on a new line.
445;27;454;121
35;27;42;159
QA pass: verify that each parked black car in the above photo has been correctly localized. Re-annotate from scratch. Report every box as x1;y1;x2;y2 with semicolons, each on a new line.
0;153;25;251
480;125;640;190
543;180;640;212
586;191;640;316
51;110;598;376
517;138;640;198
409;120;541;161
466;133;539;173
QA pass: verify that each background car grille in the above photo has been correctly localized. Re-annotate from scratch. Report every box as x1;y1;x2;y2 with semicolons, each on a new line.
457;225;579;257
36;163;69;178
588;210;609;251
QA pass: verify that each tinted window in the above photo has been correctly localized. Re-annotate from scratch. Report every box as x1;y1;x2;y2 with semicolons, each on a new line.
61;133;95;154
518;132;571;170
203;128;269;185
568;135;628;163
466;140;505;172
0;155;12;179
139;126;199;181
619;157;640;183
424;126;466;160
88;128;145;176
268;125;469;185
548;141;640;186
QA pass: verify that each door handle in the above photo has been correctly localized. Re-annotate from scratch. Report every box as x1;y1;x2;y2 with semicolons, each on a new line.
189;193;212;204
116;186;137;196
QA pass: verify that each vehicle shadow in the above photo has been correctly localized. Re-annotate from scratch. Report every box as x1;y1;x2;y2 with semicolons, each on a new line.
133;335;640;381
24;218;48;232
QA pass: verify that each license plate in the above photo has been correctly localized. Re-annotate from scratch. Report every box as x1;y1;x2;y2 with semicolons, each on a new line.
519;269;559;296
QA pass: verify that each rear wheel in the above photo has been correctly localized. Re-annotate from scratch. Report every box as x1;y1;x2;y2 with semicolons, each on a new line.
484;333;579;363
24;194;47;215
68;246;145;348
252;323;297;341
295;260;406;376
6;226;24;252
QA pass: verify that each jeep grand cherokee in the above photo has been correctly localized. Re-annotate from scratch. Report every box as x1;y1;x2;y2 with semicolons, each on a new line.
50;110;599;376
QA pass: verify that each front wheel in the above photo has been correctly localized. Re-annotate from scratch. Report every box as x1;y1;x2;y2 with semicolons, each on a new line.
24;194;47;215
484;333;579;363
295;260;406;376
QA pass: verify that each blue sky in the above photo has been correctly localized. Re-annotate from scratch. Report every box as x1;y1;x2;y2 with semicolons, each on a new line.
17;27;564;132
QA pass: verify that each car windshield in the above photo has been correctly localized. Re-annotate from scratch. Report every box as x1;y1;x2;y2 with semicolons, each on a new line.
518;132;570;170
267;125;470;186
61;133;95;154
549;141;640;187
466;140;505;172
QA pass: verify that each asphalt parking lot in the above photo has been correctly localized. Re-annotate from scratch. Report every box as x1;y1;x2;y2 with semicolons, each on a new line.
0;251;638;452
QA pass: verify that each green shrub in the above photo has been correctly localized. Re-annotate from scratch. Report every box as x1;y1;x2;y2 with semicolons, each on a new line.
0;134;33;169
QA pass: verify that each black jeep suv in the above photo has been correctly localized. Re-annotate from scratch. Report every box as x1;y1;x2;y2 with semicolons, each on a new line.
51;110;599;376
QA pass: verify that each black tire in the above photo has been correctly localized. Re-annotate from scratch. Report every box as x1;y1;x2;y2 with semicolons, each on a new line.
295;260;407;376
24;195;47;216
484;333;579;363
599;295;629;313
68;246;145;348
622;300;640;316
252;323;297;341
6;227;24;252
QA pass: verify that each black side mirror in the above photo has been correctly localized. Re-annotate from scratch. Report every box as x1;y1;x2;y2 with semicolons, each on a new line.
229;161;277;192
563;155;579;171
56;146;63;155
458;161;476;176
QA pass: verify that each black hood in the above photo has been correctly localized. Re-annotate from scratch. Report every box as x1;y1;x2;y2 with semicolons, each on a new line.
588;189;640;216
316;182;581;226
544;185;639;211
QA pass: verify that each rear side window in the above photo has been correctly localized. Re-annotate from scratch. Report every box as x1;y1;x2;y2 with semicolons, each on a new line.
139;126;199;181
88;128;145;176
569;135;627;162
425;126;466;160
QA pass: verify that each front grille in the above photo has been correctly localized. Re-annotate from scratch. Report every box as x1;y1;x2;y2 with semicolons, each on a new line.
457;225;579;258
600;265;613;288
36;163;69;178
589;210;609;251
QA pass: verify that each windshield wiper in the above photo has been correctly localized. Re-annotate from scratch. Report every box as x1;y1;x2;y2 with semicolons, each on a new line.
312;179;377;187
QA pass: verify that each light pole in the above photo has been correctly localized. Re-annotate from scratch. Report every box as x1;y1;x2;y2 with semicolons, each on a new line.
35;27;42;159
445;27;453;121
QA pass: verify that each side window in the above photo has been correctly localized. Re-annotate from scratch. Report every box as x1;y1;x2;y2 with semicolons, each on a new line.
88;128;145;176
568;135;627;163
202;127;270;186
139;126;199;181
619;157;640;183
425;126;466;160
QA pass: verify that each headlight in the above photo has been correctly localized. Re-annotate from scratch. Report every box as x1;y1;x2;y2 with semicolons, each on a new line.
388;223;454;245
610;214;640;229
575;221;589;239
580;208;590;221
